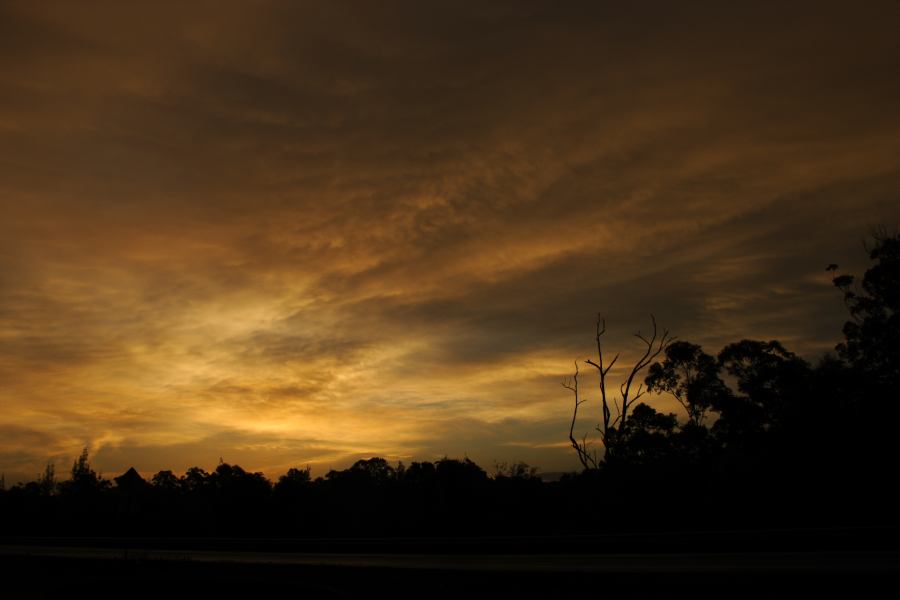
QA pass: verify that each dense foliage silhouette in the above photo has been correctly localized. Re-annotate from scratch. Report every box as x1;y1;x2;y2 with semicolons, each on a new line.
1;232;899;538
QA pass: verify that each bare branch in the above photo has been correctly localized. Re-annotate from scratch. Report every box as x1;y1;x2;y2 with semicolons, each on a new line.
565;361;597;470
604;353;619;375
630;382;647;405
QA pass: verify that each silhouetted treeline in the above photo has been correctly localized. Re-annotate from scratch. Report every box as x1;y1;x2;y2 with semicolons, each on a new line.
1;232;898;538
0;453;551;537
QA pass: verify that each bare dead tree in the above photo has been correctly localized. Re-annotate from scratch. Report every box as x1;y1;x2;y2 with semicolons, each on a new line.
566;314;673;467
563;361;598;469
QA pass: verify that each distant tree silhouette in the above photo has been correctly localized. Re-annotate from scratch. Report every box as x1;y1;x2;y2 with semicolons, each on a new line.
615;402;678;466
339;457;396;482
275;466;311;490
830;231;900;482
59;447;108;495
832;231;900;391
714;340;811;444
273;467;311;504
151;469;180;491
36;462;57;496
646;341;727;427
181;466;209;494
493;461;539;479
435;457;488;486
209;463;271;505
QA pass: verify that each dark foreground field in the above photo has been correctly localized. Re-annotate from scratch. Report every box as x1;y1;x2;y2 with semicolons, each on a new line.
1;529;896;599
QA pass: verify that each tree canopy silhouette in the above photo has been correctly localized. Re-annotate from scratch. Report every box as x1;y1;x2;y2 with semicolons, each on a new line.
832;231;900;391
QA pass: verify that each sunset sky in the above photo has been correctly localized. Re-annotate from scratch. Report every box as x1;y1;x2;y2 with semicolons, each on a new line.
2;1;900;483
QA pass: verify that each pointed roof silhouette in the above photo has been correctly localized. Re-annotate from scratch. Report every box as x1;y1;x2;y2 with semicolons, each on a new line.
114;467;148;490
